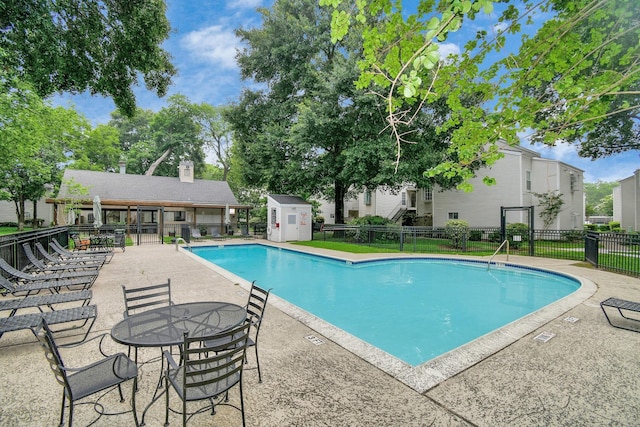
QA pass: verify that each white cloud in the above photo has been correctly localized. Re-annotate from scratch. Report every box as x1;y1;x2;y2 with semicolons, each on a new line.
493;22;508;34
181;26;240;70
227;0;263;9
438;43;461;61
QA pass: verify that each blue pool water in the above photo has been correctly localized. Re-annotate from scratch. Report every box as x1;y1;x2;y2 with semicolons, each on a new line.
192;245;580;366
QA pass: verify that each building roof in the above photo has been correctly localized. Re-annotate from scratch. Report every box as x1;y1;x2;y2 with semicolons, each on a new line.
269;194;311;205
52;169;245;209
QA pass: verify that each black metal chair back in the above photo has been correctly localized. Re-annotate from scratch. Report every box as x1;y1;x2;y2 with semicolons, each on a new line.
245;282;271;382
164;321;252;426
122;279;173;318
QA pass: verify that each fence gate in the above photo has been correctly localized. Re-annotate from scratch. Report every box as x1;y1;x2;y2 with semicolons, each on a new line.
585;231;599;267
135;206;164;245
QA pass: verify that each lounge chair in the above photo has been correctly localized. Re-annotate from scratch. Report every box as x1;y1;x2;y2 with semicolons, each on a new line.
0;257;98;287
35;242;105;269
50;238;113;263
0;274;95;297
191;228;203;241
601;297;640;332
209;228;226;240
23;243;102;273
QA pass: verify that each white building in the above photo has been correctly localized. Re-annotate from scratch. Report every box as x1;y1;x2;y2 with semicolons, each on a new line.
613;169;639;232
318;142;585;230
267;194;312;242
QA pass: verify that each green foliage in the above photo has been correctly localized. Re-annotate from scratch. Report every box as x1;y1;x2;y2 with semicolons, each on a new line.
0;81;88;229
1;0;176;117
585;181;619;215
533;190;565;230
349;215;393;226
506;223;529;248
445;219;469;249
608;221;621;232
322;0;640;187
562;230;585;242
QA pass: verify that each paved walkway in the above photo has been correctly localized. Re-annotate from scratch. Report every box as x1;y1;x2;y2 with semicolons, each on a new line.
0;241;638;426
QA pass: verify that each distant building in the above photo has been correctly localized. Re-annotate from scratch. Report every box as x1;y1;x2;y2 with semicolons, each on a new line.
318;142;585;230
613;169;639;232
48;161;249;235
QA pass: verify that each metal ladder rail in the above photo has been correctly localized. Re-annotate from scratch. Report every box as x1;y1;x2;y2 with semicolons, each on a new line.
174;237;191;251
488;240;509;270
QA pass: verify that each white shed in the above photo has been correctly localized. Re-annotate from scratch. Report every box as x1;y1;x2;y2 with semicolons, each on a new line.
267;194;312;242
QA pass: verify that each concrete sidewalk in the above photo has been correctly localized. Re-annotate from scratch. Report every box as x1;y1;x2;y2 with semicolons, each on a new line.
0;242;638;426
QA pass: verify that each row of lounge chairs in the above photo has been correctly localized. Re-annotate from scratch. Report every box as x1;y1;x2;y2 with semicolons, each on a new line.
0;238;113;343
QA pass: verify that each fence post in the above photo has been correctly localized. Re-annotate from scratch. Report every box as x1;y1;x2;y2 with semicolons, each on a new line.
399;227;404;251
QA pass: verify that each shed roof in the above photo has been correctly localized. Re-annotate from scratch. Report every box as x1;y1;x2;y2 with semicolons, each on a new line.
268;194;311;205
52;169;245;208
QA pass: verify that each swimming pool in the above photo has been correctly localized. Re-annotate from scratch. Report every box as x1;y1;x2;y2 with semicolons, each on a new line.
191;244;581;367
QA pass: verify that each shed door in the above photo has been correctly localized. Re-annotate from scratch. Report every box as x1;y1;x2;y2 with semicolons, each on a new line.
285;213;298;241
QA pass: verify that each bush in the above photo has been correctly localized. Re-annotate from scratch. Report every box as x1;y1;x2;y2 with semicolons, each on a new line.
506;223;529;249
445;220;469;249
598;224;611;232
562;230;585;242
585;224;598;231
608;221;621;232
468;230;482;241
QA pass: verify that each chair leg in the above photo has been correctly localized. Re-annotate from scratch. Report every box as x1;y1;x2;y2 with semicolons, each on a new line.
117;384;125;402
132;378;140;427
254;344;262;383
59;393;66;427
164;374;170;426
67;399;74;427
240;380;246;427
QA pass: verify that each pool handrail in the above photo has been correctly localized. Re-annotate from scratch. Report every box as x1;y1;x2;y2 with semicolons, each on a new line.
488;240;509;270
174;237;191;252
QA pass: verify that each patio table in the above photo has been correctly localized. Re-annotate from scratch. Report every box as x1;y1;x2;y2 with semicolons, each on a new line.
110;301;246;424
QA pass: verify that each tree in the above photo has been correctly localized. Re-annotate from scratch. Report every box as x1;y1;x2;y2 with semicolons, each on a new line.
147;94;204;177
68;124;122;171
322;0;640;187
108;96;205;177
585;181;619;215
194;104;233;181
227;0;471;222
0;81;88;229
0;0;176;117
533;190;565;230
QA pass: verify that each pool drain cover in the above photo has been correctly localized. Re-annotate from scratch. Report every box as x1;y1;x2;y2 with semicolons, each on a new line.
534;332;556;342
305;335;325;345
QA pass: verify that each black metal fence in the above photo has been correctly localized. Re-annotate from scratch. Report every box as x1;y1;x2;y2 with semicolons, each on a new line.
316;225;640;277
0;227;70;272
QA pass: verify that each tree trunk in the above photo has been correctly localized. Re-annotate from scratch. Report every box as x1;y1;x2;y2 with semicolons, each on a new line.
32;200;38;229
334;183;346;225
15;198;25;231
145;148;172;176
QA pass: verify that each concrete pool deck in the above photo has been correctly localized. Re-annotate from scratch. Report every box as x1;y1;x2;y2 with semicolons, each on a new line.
1;241;639;426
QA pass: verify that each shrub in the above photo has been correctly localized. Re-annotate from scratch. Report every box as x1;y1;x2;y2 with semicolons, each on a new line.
562;230;585;242
445;220;469;249
608;221;621;232
468;230;482;241
598;224;611;232
585;224;598;231
506;223;529;249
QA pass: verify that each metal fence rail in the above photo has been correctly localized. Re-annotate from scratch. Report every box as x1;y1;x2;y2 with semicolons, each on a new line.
0;227;70;272
316;225;639;277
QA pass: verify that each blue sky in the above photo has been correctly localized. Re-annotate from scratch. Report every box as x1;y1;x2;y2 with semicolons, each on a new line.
53;0;638;184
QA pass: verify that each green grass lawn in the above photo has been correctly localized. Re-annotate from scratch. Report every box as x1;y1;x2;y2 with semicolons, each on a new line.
0;226;34;235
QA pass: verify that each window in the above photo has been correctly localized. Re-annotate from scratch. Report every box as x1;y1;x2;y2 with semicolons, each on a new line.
174;211;185;221
525;170;531;191
424;188;432;201
364;190;372;205
270;208;277;225
401;192;406;206
448;212;459;219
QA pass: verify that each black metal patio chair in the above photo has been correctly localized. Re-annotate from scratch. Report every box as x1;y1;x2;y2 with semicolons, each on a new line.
164;321;252;426
33;318;139;426
205;281;271;382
